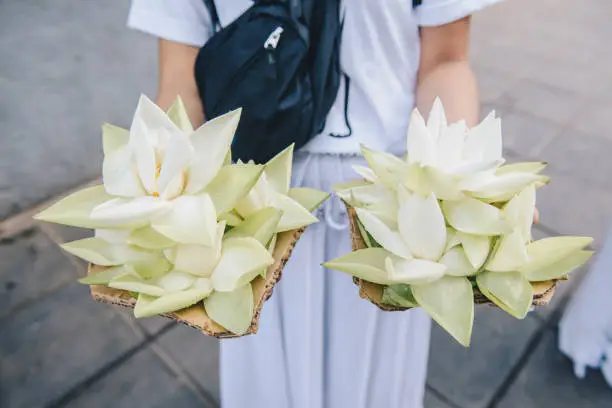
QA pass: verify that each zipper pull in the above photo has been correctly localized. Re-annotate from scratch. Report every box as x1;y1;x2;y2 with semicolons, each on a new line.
264;26;284;50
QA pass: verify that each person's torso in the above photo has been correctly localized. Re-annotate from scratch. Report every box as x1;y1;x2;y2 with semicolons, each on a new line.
213;0;421;155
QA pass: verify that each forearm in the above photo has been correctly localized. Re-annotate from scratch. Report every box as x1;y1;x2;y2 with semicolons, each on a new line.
156;39;205;128
415;60;479;127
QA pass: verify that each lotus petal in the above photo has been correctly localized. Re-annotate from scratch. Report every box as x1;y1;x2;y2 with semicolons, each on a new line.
34;185;115;229
407;109;436;166
443;198;509;236
337;183;395;211
204;283;254;335
264;144;293;195
456;232;491;269
436;120;467;169
398;193;447;260
476;271;533;319
102;138;145;198
403;165;464;200
365;198;400;230
463;172;546;200
382;284;419;308
129;254;173;279
356;218;377;248
211;237;274;292
274;194;318;232
486;229;529;272
426;97;447;143
205;163;264;215
352;165;377;182
412;276;474;347
224;207;281;246
79;265;130;285
134;284;213;318
109;274;167;297
522;250;593;282
219;210;243;227
185;109;241;194
164;222;225;277
521;236;593;275
361;145;407;188
355;208;412;258
445;228;461;252
102;123;129;155
496;161;547;175
129;115;158;195
132;94;182;139
504;184;536;244
323;248;398;285
151;194;217;245
463;111;502;162
385;257;446;284
440;246;477;276
288;187;330;212
166;96;194;133
128;226;176;249
445;159;504;176
90;196;172;229
156;132;193;200
61;238;151;266
156;270;196;293
331;180;372;194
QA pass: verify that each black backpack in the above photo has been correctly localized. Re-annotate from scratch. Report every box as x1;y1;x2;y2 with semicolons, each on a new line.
195;0;423;163
195;0;342;163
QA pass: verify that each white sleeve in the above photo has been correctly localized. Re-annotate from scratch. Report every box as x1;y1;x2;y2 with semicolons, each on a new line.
127;0;213;47
416;0;504;27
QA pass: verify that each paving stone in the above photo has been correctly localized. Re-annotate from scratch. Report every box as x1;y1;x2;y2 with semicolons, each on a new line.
0;283;140;408
427;306;541;408
498;330;612;408
497;109;563;158
497;79;586;126
0;228;79;316
539;129;612;192
534;169;612;246
569;99;612;142
64;348;207;408
424;389;455;408
156;324;221;403
474;67;521;106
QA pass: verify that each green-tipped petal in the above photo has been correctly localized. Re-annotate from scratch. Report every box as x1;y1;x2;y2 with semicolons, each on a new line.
129;255;173;280
134;283;213;318
34;185;115;228
456;232;490;269
361;145;407;188
440;246;477;276
79;265;130;285
385;257;446;284
185;109;242;194
504;184;536;244
486;229;529;272
398;193;447;261
331;180;371;193
323;248;398;285
356;218;377;248
477;271;533;319
166;96;194;133
90;196;172;229
521;236;593;275
219;210;244;227
288;187;329;212
403;165;464;201
224;207;282;246
165;222;224;277
264;144;293;195
128;226;176;250
352;165;378;182
61;238;151;266
443;198;509;236
151;194;217;245
156;270;196;292
496;162;547;175
274;194;318;232
355;208;411;258
412;276;474;347
102;123;129;154
463;172;547;200
109;274;167;297
204;283;254;335
205;163;265;215
211;237;274;292
445;228;461;252
523;250;594;282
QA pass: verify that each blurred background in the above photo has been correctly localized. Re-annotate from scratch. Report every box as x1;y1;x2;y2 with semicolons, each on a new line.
1;0;612;407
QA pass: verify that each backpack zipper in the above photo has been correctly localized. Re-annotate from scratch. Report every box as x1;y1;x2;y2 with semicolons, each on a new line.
264;26;284;50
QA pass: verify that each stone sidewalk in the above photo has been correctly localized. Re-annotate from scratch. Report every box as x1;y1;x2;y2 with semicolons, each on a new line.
2;0;612;407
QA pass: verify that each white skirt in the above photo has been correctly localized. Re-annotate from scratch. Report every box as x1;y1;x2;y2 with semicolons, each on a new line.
219;153;431;408
559;223;612;386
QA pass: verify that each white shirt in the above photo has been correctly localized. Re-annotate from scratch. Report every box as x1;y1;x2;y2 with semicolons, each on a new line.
128;0;502;155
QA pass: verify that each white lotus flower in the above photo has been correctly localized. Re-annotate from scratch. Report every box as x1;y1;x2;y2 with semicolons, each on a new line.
234;145;326;232
36;95;263;248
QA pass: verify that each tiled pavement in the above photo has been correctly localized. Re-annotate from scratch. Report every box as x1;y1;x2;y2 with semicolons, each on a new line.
2;0;612;407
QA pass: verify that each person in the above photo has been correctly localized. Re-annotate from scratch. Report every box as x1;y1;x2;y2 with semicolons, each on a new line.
559;224;612;386
127;1;503;407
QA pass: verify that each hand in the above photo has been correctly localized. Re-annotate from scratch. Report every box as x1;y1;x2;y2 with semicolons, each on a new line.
533;207;540;225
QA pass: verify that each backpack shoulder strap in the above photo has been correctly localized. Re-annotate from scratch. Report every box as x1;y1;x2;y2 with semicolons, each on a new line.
413;0;422;7
203;0;222;32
